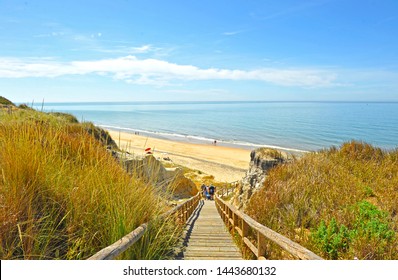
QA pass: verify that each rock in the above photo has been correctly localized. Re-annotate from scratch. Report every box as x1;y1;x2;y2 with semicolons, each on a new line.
171;174;198;199
232;148;285;209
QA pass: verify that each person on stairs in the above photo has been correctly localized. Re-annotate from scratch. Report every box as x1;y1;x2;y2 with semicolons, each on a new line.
201;184;207;200
209;185;215;200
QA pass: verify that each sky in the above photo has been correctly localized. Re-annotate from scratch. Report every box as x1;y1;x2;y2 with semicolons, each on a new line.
1;0;398;102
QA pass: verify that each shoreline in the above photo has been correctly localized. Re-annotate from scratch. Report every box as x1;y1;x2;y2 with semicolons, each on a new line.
100;124;310;154
106;129;252;182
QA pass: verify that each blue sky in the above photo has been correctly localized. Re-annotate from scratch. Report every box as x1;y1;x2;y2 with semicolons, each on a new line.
1;0;398;102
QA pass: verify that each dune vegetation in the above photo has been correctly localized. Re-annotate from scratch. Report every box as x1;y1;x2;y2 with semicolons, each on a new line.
0;97;15;106
246;141;398;259
0;105;181;259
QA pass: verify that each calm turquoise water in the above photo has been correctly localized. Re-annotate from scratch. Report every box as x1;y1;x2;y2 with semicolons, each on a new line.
40;102;398;152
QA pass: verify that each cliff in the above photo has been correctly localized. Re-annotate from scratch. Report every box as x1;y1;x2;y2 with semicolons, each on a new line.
122;154;198;199
232;148;285;209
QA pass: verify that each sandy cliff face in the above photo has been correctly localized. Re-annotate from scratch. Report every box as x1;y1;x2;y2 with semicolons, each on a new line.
232;148;285;209
123;155;198;198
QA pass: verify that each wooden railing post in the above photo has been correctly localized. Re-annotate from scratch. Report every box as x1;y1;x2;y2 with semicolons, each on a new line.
257;232;266;260
214;194;323;260
227;206;231;230
241;219;249;258
223;203;227;224
242;219;248;240
231;212;235;235
175;210;182;225
183;203;188;223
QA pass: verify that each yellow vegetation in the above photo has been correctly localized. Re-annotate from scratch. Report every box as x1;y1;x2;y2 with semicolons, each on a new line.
246;141;398;259
0;109;180;259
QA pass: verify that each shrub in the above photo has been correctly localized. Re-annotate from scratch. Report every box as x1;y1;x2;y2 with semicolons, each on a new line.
311;218;349;259
311;201;395;259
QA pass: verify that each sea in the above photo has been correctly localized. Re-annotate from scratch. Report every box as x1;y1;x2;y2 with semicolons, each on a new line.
38;101;398;153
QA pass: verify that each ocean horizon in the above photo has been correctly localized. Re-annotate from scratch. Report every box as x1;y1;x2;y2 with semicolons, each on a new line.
37;101;398;153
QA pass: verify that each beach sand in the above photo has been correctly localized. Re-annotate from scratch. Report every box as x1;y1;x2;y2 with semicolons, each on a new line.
107;130;251;182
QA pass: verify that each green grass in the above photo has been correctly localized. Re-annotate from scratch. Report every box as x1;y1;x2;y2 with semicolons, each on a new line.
0;96;15;106
246;141;398;259
0;108;181;259
47;112;79;123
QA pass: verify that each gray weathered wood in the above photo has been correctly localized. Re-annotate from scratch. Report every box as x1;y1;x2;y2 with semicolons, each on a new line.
88;193;201;260
178;200;242;260
215;195;323;260
88;224;148;260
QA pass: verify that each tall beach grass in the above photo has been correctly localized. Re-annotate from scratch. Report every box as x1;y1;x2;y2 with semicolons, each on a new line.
246;141;398;259
0;109;181;259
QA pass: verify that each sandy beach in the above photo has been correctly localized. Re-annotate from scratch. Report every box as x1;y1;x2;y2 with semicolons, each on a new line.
107;130;251;182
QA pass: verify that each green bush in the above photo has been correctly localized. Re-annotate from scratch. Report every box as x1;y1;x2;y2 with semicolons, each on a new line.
312;218;349;259
311;201;396;259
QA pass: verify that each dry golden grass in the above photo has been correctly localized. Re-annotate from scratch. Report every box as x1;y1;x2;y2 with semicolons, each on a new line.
246;141;398;259
0;109;180;259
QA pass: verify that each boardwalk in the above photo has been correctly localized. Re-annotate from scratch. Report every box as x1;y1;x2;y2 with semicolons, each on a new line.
176;199;242;260
89;193;322;260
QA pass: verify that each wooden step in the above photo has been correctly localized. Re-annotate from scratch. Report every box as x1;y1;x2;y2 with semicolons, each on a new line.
177;200;242;260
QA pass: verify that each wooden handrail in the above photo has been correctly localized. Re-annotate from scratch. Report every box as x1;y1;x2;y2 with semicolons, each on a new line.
218;185;237;198
215;194;323;260
88;192;201;260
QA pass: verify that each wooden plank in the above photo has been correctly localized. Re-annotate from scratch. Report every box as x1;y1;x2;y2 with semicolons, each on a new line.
185;247;240;252
88;224;148;260
243;237;258;257
186;242;237;247
183;253;240;257
183;256;242;260
180;200;242;260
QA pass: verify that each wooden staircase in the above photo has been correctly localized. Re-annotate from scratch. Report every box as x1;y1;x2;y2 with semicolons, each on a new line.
176;199;242;260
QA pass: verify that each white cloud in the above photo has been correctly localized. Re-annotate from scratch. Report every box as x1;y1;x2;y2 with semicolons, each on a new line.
131;44;152;53
0;55;338;87
222;31;242;36
94;44;165;56
34;31;65;38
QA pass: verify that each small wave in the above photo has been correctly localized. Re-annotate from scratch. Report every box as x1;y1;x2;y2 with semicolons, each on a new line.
99;124;309;153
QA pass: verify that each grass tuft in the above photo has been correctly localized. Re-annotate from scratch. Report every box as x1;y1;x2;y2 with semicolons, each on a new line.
246;141;398;259
0;109;179;259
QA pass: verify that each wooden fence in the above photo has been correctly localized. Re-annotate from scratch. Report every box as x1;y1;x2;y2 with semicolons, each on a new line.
215;192;323;260
88;192;201;260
